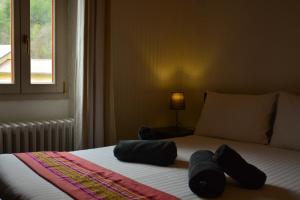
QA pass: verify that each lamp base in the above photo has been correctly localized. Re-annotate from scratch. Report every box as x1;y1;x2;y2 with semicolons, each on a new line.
175;110;181;127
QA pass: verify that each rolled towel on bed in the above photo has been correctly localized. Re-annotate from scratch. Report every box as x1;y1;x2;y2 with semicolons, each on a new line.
214;144;267;189
113;140;177;166
188;150;226;198
138;127;156;140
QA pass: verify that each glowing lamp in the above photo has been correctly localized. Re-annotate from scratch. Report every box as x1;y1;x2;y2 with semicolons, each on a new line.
170;92;185;127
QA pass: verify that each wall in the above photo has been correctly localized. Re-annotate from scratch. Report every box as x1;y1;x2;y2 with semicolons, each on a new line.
111;0;182;140
0;100;69;122
110;0;300;140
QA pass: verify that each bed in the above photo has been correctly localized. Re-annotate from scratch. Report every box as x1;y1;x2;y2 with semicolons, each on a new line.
0;135;299;200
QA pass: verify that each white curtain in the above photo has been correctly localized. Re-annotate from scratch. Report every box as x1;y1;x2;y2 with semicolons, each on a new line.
70;0;117;149
72;0;85;150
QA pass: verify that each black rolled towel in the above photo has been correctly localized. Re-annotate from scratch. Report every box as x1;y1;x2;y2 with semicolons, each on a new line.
138;127;156;140
214;144;267;189
188;150;226;198
113;140;177;166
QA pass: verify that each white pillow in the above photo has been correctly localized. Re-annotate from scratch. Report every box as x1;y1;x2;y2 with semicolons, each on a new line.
271;92;300;151
194;92;276;144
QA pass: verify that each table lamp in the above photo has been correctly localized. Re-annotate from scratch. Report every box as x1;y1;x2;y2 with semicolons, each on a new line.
170;92;185;127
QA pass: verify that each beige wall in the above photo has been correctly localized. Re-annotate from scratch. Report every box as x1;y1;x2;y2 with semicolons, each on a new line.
110;0;300;140
0;100;69;122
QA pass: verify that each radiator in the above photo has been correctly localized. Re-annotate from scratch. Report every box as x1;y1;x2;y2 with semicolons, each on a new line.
0;119;74;154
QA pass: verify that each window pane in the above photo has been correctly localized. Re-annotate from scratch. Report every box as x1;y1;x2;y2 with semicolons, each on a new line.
30;0;54;84
0;0;13;84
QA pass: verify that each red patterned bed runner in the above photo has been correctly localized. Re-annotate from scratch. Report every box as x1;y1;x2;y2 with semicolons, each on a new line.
15;152;178;200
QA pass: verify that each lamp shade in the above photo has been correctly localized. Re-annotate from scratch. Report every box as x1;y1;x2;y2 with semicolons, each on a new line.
170;92;185;110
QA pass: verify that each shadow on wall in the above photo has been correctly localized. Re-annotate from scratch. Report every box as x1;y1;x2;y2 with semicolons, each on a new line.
179;0;300;127
111;0;213;139
110;0;300;139
111;16;178;140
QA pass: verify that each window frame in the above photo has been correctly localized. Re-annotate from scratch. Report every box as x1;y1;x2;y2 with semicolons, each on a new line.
0;0;20;94
0;0;66;96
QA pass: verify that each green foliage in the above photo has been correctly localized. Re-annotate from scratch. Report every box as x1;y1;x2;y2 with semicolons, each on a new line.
0;0;11;44
0;0;53;58
30;0;52;59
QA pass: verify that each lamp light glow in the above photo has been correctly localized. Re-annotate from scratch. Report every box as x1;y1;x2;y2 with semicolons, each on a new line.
170;92;185;110
170;92;185;127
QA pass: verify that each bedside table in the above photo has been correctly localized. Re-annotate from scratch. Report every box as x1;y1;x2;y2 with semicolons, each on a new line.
138;126;194;140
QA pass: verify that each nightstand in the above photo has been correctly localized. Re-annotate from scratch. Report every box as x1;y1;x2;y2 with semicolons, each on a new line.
138;126;194;140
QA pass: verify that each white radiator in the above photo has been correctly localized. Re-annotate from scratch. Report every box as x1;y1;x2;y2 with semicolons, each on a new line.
0;119;74;154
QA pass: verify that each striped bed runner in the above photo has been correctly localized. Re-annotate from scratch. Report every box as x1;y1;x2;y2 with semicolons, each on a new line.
15;152;178;200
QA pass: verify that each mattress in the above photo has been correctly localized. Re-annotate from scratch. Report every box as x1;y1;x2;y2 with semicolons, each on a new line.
0;135;299;200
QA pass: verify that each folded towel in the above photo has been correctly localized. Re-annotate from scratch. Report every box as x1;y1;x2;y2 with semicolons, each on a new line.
188;150;226;198
113;140;177;166
214;144;267;189
138;127;156;140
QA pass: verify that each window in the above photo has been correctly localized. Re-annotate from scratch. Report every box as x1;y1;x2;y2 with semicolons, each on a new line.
30;0;54;84
0;0;65;95
0;0;13;84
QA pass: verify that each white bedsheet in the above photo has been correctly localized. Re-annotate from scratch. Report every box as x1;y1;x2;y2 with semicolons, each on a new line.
0;135;299;200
